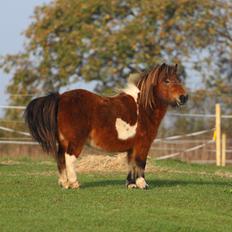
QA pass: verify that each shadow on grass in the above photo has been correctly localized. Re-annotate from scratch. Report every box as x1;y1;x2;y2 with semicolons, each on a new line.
82;178;230;189
0;164;7;167
83;179;124;188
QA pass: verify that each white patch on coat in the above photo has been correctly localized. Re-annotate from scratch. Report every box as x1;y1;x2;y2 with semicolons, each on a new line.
136;177;149;189
116;118;137;140
122;83;140;103
65;153;79;188
116;81;140;140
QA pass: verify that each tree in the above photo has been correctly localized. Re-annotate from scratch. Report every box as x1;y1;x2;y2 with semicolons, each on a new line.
0;0;232;122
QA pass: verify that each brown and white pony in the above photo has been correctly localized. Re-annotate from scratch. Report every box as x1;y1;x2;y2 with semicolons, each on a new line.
25;63;188;189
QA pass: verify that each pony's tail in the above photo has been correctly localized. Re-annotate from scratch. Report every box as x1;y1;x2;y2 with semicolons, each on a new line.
24;92;60;157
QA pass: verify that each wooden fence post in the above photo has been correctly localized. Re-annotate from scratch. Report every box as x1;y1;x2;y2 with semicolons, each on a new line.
216;104;221;166
222;133;226;167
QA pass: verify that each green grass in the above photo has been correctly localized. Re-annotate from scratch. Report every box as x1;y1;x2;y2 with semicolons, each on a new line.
0;158;232;232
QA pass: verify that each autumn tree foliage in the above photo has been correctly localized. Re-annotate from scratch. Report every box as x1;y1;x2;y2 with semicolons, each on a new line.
0;0;232;126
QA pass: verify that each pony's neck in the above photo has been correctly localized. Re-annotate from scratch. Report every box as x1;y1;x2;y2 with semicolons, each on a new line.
142;102;168;141
150;103;168;124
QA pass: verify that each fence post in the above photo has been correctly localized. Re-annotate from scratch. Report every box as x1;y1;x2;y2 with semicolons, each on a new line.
222;133;226;167
215;104;221;166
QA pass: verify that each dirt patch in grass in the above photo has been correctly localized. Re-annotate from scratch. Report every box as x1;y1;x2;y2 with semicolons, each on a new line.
0;153;158;174
76;153;158;173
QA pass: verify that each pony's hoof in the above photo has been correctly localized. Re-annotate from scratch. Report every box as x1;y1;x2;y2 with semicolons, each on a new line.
136;177;149;190
58;180;69;189
127;183;137;189
69;181;80;189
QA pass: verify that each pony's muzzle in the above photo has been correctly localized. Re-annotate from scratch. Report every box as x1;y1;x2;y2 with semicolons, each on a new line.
179;95;188;105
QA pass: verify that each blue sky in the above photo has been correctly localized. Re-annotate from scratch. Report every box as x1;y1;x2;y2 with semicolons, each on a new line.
0;0;51;108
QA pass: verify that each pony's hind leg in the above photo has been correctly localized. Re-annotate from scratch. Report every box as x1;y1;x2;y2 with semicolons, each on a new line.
65;153;80;189
65;141;86;189
57;145;69;189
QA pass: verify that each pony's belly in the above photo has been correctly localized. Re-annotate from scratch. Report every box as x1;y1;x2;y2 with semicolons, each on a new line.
88;129;134;152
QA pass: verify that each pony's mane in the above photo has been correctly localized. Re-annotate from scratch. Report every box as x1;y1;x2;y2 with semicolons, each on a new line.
136;63;177;109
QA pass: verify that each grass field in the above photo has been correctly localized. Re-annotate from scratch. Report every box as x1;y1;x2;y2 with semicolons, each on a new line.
0;157;232;232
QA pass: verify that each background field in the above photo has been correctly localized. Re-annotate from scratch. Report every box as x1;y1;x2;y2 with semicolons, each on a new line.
0;157;232;232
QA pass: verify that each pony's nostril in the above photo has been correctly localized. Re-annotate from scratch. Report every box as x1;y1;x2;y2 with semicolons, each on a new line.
179;95;188;104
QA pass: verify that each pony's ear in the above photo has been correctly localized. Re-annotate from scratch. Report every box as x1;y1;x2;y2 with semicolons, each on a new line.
161;63;166;68
174;64;178;72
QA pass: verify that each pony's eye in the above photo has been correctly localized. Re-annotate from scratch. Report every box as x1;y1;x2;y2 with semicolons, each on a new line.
164;79;170;84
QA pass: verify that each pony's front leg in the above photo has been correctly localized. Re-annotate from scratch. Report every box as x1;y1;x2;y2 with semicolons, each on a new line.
65;153;80;189
126;151;149;190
